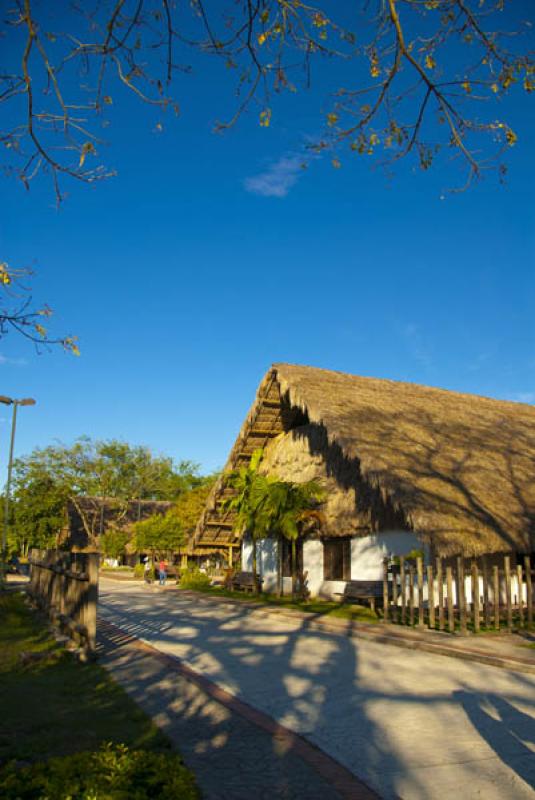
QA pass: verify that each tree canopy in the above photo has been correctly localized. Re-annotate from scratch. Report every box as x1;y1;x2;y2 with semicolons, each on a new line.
10;471;67;556
3;1;532;195
171;477;218;537
1;2;532;346
133;510;185;557
100;528;131;560
10;436;211;553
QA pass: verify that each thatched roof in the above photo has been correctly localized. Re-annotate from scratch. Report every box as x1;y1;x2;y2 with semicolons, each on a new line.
62;496;173;551
193;364;535;556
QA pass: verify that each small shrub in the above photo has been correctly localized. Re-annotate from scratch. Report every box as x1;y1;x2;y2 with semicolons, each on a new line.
179;568;211;590
100;565;133;572
1;742;198;799
392;549;424;565
133;563;155;580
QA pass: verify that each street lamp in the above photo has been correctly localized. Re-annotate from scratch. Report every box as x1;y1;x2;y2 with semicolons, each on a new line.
0;396;36;584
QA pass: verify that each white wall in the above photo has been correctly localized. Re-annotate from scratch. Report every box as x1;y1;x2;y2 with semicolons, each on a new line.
302;539;345;599
241;536;279;592
242;531;424;599
242;537;252;571
351;531;423;580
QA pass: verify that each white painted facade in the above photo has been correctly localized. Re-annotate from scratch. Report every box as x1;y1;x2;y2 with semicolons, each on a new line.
242;537;279;593
242;530;424;599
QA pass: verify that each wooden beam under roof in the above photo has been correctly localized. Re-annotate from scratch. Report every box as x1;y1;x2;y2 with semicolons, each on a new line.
260;399;281;408
197;540;235;546
205;520;234;528
193;369;284;548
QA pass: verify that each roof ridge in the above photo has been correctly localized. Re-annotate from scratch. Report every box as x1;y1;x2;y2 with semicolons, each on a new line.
272;362;535;412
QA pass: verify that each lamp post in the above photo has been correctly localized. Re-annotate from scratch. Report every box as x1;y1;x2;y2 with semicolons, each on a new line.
0;396;36;585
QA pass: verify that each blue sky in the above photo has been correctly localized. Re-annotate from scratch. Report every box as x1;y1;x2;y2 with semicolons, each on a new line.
1;6;534;477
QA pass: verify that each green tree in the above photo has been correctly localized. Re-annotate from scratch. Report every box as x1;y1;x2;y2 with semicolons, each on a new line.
100;529;131;561
133;511;185;560
12;438;205;550
223;450;323;595
263;479;324;598
171;477;218;538
11;468;69;556
223;451;274;593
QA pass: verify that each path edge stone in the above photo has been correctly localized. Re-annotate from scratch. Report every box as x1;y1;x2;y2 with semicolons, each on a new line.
98;618;381;800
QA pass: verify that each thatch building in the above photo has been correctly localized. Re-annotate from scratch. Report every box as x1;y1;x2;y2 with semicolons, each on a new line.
61;496;173;557
193;364;535;597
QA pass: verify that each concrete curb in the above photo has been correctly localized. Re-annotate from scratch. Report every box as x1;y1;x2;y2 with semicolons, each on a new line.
98;617;380;800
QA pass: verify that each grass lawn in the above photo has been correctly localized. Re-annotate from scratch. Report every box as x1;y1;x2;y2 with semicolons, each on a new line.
0;592;193;775
184;584;381;623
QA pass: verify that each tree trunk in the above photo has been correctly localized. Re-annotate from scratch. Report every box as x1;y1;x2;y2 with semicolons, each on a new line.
252;538;259;594
291;539;296;599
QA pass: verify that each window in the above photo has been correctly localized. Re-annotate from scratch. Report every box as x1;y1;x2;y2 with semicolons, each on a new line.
323;538;351;581
281;538;303;578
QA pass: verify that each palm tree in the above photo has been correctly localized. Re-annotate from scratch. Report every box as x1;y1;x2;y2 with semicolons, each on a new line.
266;479;324;598
224;450;324;597
222;450;273;593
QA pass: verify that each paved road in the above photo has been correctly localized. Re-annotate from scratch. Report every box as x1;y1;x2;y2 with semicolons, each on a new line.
99;579;535;799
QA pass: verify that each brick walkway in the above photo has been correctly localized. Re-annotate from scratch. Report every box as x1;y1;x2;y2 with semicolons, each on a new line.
98;619;377;800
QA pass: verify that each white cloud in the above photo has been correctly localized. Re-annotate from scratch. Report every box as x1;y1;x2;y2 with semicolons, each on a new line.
243;155;305;198
402;323;432;370
0;354;28;366
507;392;535;405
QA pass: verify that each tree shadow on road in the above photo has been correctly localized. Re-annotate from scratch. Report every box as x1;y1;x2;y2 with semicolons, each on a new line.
455;690;535;791
98;586;535;799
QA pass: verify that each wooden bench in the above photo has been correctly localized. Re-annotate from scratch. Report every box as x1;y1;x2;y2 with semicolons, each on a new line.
337;580;385;614
231;571;263;593
155;566;178;581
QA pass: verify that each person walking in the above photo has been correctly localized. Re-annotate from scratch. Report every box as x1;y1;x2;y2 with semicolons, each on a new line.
143;557;152;584
158;558;167;586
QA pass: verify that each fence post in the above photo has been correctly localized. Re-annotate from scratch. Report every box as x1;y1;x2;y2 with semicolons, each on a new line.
391;562;399;623
52;560;61;619
408;564;415;626
32;550;41;603
525;555;533;628
504;555;513;631
45;553;53;616
482;555;491;630
400;556;406;625
427;564;435;630
436;557;444;632
85;553;99;652
457;556;467;635
27;549;100;654
517;563;524;627
493;564;500;630
446;565;455;633
471;561;480;633
60;556;67;616
417;557;425;628
28;549;37;597
383;558;389;623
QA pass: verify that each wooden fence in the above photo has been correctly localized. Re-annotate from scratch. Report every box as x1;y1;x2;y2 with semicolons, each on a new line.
382;554;534;634
28;549;99;652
